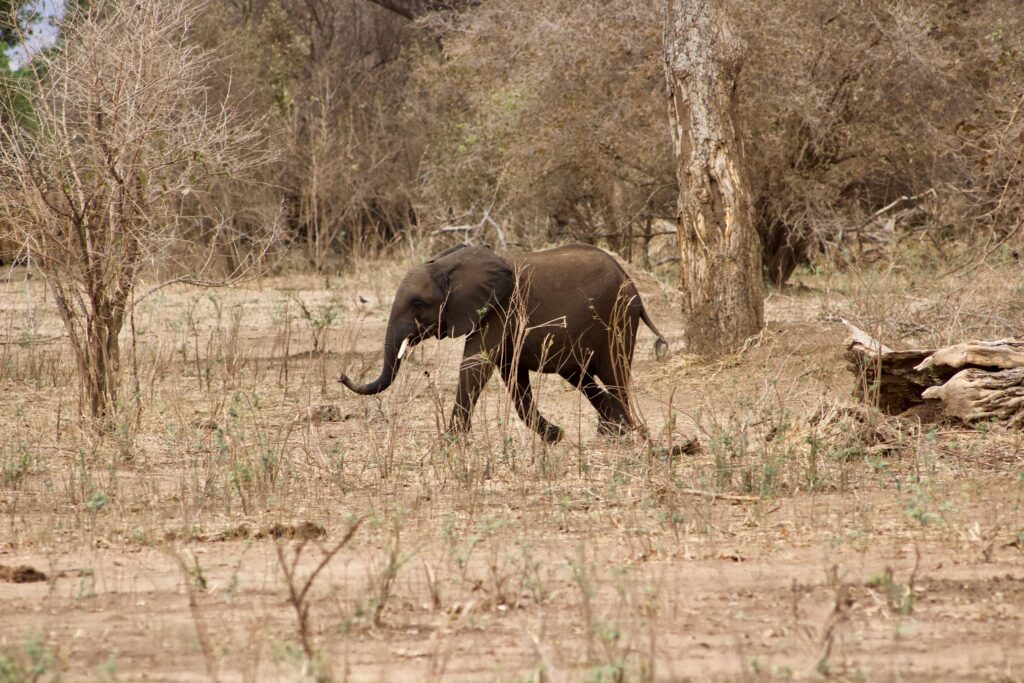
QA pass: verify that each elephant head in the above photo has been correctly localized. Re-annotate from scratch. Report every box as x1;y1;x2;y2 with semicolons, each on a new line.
339;244;515;395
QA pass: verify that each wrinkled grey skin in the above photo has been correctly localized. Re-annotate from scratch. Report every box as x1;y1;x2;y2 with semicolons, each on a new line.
339;243;667;443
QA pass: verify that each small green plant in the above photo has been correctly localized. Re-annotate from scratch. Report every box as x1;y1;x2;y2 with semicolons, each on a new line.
902;482;947;527
99;656;119;682
866;567;914;616
443;514;484;583
186;554;209;592
289;294;338;354
0;634;57;683
359;518;414;627
586;660;625;683
1;440;34;489
515;541;553;606
86;490;109;513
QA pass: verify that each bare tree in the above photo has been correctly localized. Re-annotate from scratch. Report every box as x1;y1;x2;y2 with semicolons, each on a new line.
0;0;270;423
279;0;411;270
663;0;764;355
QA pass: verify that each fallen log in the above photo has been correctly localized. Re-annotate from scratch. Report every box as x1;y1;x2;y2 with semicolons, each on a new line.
842;320;955;414
922;368;1024;426
915;339;1024;372
843;322;1024;426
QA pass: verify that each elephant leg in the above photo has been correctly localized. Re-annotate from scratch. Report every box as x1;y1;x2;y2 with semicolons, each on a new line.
595;362;639;436
559;368;623;433
449;335;495;435
500;363;563;444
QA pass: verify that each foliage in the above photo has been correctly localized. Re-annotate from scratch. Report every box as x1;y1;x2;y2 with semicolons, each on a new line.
0;0;29;50
0;0;38;131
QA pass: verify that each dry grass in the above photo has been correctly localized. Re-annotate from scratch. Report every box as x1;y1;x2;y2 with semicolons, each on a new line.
1;249;1024;681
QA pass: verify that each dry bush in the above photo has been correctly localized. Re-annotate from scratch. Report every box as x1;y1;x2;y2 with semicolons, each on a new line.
408;0;1024;279
196;0;421;270
411;0;675;254
0;0;270;421
734;0;1024;282
162;0;1024;277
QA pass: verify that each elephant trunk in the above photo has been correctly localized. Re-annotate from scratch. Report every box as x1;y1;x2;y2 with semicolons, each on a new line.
338;320;414;395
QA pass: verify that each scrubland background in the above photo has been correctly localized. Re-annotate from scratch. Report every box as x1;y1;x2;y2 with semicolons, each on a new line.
2;1;1024;681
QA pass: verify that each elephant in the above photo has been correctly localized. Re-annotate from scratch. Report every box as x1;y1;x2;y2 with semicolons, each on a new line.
338;243;668;444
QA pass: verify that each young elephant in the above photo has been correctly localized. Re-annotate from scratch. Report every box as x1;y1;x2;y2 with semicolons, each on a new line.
339;243;667;443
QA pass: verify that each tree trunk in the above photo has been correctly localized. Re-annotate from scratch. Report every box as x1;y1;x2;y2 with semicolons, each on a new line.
360;0;478;21
663;0;764;355
48;278;124;423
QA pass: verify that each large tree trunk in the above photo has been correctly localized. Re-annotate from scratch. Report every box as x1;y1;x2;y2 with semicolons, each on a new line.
663;0;764;355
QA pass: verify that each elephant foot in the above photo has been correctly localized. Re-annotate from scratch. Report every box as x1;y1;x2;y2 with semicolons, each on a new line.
539;423;564;444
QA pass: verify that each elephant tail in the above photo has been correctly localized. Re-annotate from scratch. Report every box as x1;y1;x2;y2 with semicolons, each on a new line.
639;304;669;360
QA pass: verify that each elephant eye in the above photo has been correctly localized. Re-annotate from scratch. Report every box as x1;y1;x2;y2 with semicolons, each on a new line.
410;298;426;309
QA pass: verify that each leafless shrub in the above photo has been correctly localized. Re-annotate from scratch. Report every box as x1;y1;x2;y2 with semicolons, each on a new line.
0;0;273;422
196;0;419;269
171;548;222;683
274;516;364;681
412;0;674;254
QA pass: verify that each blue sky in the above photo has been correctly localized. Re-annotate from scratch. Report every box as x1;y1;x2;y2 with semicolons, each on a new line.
6;0;64;69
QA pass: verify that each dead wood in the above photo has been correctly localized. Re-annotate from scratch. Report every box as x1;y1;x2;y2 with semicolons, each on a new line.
841;318;893;353
676;488;762;504
0;564;48;583
916;339;1024;372
922;368;1024;427
843;323;1024;426
842;322;953;414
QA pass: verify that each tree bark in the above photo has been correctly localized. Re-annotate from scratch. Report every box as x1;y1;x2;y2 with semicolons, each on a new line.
663;0;764;355
923;368;1024;426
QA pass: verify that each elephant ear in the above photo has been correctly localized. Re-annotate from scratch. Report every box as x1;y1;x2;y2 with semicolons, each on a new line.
429;245;514;338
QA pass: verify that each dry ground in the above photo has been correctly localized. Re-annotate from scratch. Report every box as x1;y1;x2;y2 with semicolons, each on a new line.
1;249;1023;682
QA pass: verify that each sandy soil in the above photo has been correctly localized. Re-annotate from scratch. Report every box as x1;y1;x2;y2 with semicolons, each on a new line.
1;257;1023;682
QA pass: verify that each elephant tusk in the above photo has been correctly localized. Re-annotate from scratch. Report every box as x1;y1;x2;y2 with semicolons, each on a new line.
397;336;410;360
